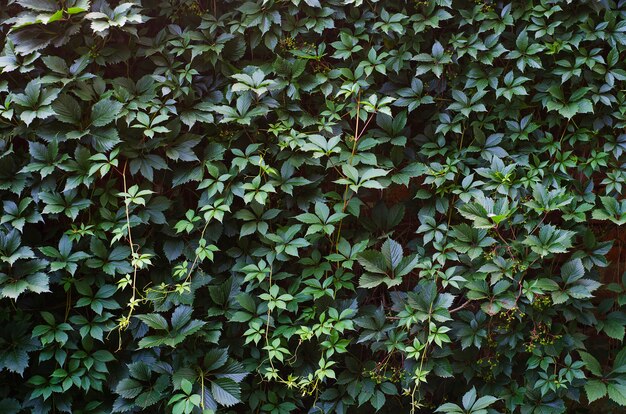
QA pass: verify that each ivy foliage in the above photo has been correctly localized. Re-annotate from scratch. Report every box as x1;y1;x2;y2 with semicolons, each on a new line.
2;0;626;413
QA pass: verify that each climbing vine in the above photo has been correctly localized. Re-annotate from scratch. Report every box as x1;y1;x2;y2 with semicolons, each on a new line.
2;0;626;413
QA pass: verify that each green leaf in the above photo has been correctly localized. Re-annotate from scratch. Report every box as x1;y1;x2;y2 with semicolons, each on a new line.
462;387;476;410
211;378;241;407
579;351;602;376
0;347;30;375
584;380;606;403
472;395;498;410
91;99;123;127
18;0;58;12
358;273;385;289
561;259;585;284
607;382;626;406
381;238;403;269
357;251;387;274
52;94;82;125
394;254;419;278
603;315;626;340
180;379;193;395
370;390;385;410
136;314;169;330
116;379;143;399
171;306;193;331
435;402;463;413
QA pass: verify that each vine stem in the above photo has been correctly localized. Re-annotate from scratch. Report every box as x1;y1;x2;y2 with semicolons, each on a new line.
410;300;435;413
450;300;471;314
121;161;138;302
115;160;141;352
262;263;280;381
334;94;376;250
199;369;205;409
182;219;211;284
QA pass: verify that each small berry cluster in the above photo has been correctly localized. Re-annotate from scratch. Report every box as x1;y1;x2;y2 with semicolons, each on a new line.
474;0;495;12
525;322;561;352
364;366;407;384
532;295;553;311
476;355;499;382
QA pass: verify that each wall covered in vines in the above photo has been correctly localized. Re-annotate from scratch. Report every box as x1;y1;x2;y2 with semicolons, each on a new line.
2;0;626;412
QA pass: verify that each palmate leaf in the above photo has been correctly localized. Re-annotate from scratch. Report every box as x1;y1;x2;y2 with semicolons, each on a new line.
523;225;576;257
0;346;29;375
357;238;419;288
0;241;35;266
457;200;492;228
0;272;49;299
136;306;205;348
0;324;38;376
592;196;626;225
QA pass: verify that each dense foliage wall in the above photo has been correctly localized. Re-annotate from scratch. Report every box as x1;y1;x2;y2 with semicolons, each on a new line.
2;0;626;412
